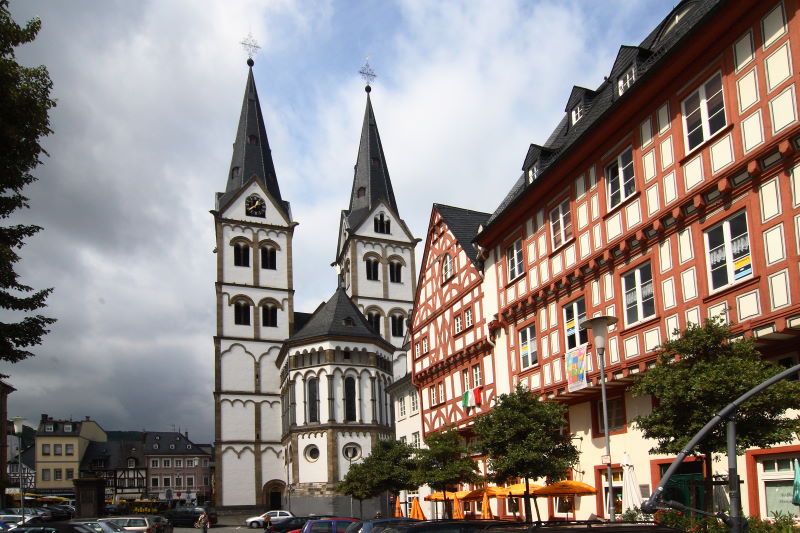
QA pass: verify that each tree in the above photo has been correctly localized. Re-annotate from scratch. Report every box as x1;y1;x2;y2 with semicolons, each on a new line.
411;427;481;517
337;439;418;501
631;318;800;512
473;385;580;521
0;0;56;365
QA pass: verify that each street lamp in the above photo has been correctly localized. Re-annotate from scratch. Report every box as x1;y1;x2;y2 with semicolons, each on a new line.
343;445;359;517
581;316;618;521
12;417;26;522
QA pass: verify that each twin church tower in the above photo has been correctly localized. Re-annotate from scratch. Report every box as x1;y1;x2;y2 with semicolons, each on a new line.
212;59;418;512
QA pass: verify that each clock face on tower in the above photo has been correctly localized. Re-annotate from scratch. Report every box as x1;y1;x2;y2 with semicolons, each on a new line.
245;194;266;217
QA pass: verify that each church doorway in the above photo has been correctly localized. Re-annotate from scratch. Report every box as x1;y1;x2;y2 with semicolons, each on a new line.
262;480;286;510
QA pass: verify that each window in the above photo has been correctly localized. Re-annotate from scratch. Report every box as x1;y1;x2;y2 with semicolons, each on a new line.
175;459;182;467
187;476;194;487
163;459;171;467
622;262;655;325
54;444;62;455
307;378;319;423
606;147;635;209
438;382;445;403
550;199;573;248
45;423;53;432
151;477;159;487
374;214;391;234
175;477;182;487
65;443;74;455
153;443;159;450
233;243;250;267
410;392;418;412
391;314;404;337
151;459;159;468
398;395;407;417
682;72;726;151
234;301;250;325
618;65;635;95
261;246;277;270
64;423;72;432
202;459;209;467
367;312;381;334
365;258;379;281
186;459;195;467
414;342;421;357
42;444;50;455
344;377;356;422
571;103;584;125
262;304;278;327
163;476;171;487
441;254;453;282
507;238;524;280
422;337;428;352
564;298;588;350
412;432;420;448
597;396;626;433
519;324;538;369
705;211;751;290
454;314;463;334
464;308;473;328
66;469;74;480
462;369;470;390
42;469;51;481
430;385;438;406
54;468;62;481
389;261;402;283
472;364;482;387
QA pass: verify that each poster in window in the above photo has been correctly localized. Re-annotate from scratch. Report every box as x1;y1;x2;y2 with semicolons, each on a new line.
565;346;588;392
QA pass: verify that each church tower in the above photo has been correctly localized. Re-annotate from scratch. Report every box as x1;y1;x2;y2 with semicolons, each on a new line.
212;58;295;507
334;85;419;348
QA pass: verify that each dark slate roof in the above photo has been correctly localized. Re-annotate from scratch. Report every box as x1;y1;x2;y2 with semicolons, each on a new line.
81;440;146;470
36;415;96;436
345;89;399;230
293;311;313;334
287;287;394;350
107;430;144;441
482;0;721;231
216;61;290;218
143;432;209;456
435;204;491;266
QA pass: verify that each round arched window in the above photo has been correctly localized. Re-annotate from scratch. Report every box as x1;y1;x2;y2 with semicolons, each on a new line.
304;445;320;462
342;443;361;462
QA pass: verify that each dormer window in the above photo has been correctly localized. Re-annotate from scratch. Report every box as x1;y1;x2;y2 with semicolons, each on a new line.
618;65;635;95
153;443;159;450
374;214;390;234
247;135;258;145
571;102;584;125
127;458;136;468
64;423;72;432
343;317;355;327
357;187;366;198
45;424;53;432
528;163;540;184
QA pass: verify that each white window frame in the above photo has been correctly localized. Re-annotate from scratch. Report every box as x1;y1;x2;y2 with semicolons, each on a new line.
606;147;635;209
622;262;656;326
442;254;453;282
454;314;463;334
618;65;635;95
414;343;421;357
571;103;584;125
682;71;726;152
410;392;418;412
430;386;438;406
462;369;470;391
472;364;482;387
550;198;573;249
519;324;538;370
422;337;428;353
564;298;588;351
398;395;407;417
507;238;524;281
464;308;473;328
704;210;752;292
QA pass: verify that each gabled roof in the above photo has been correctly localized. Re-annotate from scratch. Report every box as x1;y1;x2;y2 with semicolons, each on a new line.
435;204;490;266
81;440;146;470
143;431;207;456
481;0;721;232
345;87;399;229
286;287;394;351
216;60;290;218
564;86;596;113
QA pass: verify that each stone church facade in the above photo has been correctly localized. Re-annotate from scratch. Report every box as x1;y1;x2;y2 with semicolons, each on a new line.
213;60;416;511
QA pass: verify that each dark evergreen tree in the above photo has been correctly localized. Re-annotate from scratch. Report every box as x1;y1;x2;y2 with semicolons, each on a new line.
632;318;800;511
0;0;56;365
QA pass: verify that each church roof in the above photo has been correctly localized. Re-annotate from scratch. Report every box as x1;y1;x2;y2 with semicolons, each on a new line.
217;60;290;218
435;204;490;266
287;287;394;351
345;88;399;229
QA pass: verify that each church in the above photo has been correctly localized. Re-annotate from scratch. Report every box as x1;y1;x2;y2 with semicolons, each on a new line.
212;58;418;513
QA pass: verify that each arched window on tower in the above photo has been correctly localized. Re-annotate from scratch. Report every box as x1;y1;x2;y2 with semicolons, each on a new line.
366;312;381;334
391;313;405;337
307;378;319;423
234;301;251;325
389;261;402;283
365;258;379;281
344;377;356;422
262;304;278;327
374;214;390;234
233;243;250;267
261;246;277;270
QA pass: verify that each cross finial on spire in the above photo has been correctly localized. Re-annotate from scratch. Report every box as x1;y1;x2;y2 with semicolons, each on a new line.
359;56;376;92
241;32;261;66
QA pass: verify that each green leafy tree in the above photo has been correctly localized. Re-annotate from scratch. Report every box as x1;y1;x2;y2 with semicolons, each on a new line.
632;318;800;512
0;0;56;364
412;427;481;517
338;439;418;500
338;459;378;516
473;385;579;521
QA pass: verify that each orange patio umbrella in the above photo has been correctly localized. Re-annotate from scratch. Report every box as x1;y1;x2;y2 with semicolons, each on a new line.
425;490;469;501
451;496;464;519
502;482;543;496
531;480;597;496
395;497;404;517
410;497;426;520
480;491;494;519
462;486;509;501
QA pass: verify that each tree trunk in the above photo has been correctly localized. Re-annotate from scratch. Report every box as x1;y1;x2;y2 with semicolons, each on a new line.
523;478;534;523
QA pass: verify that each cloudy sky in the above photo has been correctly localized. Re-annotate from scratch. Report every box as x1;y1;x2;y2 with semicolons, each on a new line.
5;0;676;444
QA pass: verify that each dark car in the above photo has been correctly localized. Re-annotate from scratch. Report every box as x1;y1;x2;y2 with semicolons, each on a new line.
162;507;217;527
300;518;358;533
266;517;316;533
43;508;71;522
344;518;421;533
9;523;95;533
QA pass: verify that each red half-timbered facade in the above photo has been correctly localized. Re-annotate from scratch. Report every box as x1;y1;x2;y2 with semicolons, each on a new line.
409;0;800;521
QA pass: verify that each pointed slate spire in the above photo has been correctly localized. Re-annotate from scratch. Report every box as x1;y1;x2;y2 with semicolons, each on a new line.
222;59;288;217
347;87;399;219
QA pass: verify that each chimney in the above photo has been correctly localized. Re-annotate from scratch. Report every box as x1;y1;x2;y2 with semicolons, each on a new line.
184;431;188;439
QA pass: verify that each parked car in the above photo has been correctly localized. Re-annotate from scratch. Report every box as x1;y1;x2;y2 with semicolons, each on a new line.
300;518;359;533
344;518;421;533
161;507;217;528
71;520;126;533
8;523;96;533
380;521;682;533
42;508;70;522
144;516;172;533
97;517;157;533
265;517;317;533
247;511;294;528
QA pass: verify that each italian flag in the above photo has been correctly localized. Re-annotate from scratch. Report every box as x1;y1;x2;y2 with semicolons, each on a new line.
462;386;483;408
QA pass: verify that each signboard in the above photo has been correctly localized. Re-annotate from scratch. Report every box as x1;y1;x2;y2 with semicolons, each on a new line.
601;454;611;464
565;346;588;392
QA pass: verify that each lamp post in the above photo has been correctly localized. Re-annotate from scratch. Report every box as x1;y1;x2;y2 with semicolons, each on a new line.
581;316;618;521
12;417;26;522
343;445;358;517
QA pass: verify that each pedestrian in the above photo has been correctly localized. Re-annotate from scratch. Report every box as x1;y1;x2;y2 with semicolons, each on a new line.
197;511;209;533
374;512;382;519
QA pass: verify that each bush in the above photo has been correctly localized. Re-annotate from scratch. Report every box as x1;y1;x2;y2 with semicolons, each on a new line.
653;509;800;533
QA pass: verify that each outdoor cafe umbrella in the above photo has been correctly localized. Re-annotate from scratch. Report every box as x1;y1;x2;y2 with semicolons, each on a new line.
395;497;404;517
452;496;464;519
531;480;597;522
621;453;643;512
410;497;427;520
480;491;494;519
793;458;800;506
462;486;509;501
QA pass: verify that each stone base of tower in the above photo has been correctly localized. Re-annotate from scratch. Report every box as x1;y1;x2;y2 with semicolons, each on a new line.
290;483;388;519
